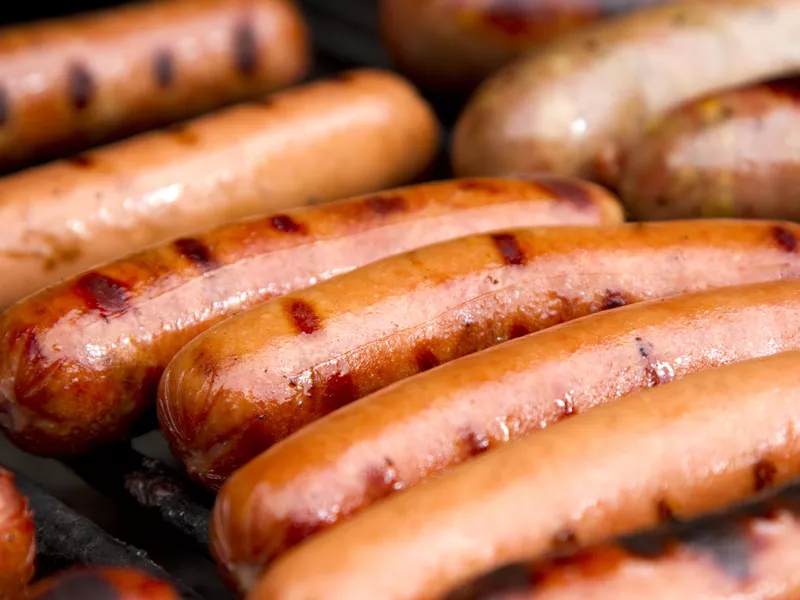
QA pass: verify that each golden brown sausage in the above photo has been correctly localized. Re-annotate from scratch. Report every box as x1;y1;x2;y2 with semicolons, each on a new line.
0;176;621;457
161;219;800;492
0;468;34;600
27;567;179;600
0;0;309;172
0;68;439;308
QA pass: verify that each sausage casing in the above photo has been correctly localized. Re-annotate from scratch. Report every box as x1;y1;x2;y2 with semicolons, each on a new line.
27;567;179;600
162;219;800;492
0;468;33;600
0;0;309;172
212;279;800;582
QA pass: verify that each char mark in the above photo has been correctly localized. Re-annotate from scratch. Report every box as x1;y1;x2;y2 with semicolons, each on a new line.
771;225;797;252
233;21;259;75
415;347;440;372
364;194;407;215
153;49;175;88
460;428;490;457
270;214;306;234
67;63;94;111
491;233;526;266
536;177;594;209
73;272;130;319
754;459;778;492
457;179;502;194
0;86;9;126
285;299;321;335
602;290;628;310
173;237;216;271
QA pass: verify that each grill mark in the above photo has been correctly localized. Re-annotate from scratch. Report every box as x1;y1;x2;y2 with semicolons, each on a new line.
509;320;532;340
0;86;8;126
602;290;629;310
657;498;676;522
270;214;306;234
491;233;526;266
415;347;440;372
321;371;358;412
283;517;326;551
67;63;94;111
754;459;777;492
364;457;400;501
364;194;407;215
772;225;797;252
284;299;321;335
460;428;490;457
233;21;259;75
67;154;95;168
536;177;594;209
173;237;216;271
167;124;199;146
72;272;130;319
457;179;503;194
35;571;120;600
153;49;175;88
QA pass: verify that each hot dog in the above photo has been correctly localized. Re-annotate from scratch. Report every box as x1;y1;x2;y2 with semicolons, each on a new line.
380;0;666;91
248;350;800;600
211;279;800;581
0;176;621;457
0;68;439;308
0;0;309;172
0;468;34;600
27;567;179;600
443;477;800;600
452;0;800;186
621;77;800;221
161;219;800;491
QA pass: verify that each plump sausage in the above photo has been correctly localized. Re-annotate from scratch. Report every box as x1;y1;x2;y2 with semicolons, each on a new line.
0;0;309;172
0;468;34;600
27;567;179;600
248;350;800;600
443;477;800;600
0;68;439;308
621;77;800;221
0;176;621;457
211;279;800;583
452;0;800;186
161;219;800;492
380;0;665;91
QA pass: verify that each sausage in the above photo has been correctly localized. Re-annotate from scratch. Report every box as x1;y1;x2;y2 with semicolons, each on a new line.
0;176;621;457
161;219;800;492
443;477;800;600
247;350;800;600
452;0;800;186
380;0;666;91
0;468;34;600
0;68;439;308
27;567;179;600
0;0;309;172
621;77;800;221
211;279;800;583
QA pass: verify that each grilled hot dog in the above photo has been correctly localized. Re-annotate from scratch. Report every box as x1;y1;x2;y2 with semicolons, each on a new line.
0;468;34;600
27;567;179;600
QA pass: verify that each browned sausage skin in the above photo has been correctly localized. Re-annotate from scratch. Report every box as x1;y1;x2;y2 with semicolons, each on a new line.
0;0;309;172
621;77;800;220
0;468;34;600
443;478;800;600
211;279;800;583
162;220;800;492
27;567;180;600
248;351;800;600
452;0;800;185
0;176;621;457
0;68;439;309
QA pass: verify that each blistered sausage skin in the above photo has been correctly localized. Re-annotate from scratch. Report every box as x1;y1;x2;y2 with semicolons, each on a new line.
0;176;621;457
380;0;665;91
452;0;800;185
0;68;439;309
0;0;309;172
162;219;800;492
0;468;34;600
621;77;800;221
27;567;179;600
444;478;800;600
212;279;800;583
250;351;800;600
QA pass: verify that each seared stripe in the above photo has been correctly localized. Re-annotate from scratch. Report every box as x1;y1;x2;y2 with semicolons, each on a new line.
73;272;130;319
754;459;778;492
460;429;490;457
602;290;629;310
491;233;526;266
173;237;216;271
536;177;594;209
270;214;306;234
233;20;259;75
364;458;400;501
68;154;95;168
772;225;797;252
285;299;321;335
35;572;119;600
457;179;502;194
365;194;407;215
153;49;175;88
67;63;94;111
415;347;440;372
0;86;8;126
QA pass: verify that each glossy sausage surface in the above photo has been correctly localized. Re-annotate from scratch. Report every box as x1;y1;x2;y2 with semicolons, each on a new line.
0;176;621;456
249;351;800;600
162;219;800;492
27;567;179;600
452;0;800;185
444;478;800;600
0;68;439;308
0;468;34;600
212;279;800;582
621;77;800;220
380;0;665;91
0;0;309;172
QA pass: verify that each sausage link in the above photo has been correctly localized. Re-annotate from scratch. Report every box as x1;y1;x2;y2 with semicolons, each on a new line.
0;68;439;308
249;350;800;600
162;219;800;492
0;0;309;172
0;176;620;457
452;0;800;185
0;468;34;600
27;567;179;600
621;77;800;220
211;279;800;583
444;477;800;600
380;0;665;91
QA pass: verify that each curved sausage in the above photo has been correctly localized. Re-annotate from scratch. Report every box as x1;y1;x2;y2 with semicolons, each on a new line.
0;68;439;308
0;176;621;457
621;77;800;221
0;0;309;172
0;468;34;600
211;279;800;582
27;567;179;600
380;0;665;91
452;0;800;186
161;219;800;492
444;478;800;600
248;350;800;600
